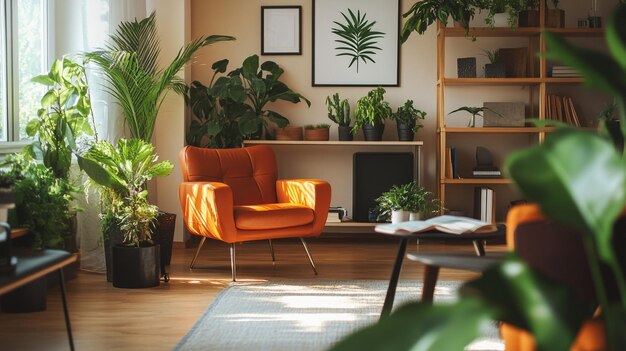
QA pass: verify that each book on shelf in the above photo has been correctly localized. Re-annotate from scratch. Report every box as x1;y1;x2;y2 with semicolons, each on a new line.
474;187;496;223
327;207;347;223
375;215;498;235
545;94;583;127
326;212;342;223
550;66;582;77
472;165;501;178
445;147;459;179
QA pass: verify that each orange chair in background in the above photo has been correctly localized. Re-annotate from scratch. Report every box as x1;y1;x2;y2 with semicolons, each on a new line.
178;145;331;281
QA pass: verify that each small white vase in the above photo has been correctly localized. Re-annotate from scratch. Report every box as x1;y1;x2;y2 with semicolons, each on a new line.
391;210;410;224
409;212;421;221
492;13;510;27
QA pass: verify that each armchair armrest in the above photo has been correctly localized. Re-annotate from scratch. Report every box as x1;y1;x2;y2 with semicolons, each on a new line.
276;179;331;233
179;182;238;242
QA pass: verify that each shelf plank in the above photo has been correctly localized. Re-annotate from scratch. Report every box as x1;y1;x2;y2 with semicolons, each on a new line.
324;222;378;227
442;127;555;133
440;27;604;38
443;178;513;184
546;28;605;37
543;77;585;84
244;140;424;146
442;78;542;86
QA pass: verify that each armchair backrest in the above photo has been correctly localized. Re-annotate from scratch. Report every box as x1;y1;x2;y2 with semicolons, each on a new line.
179;145;278;205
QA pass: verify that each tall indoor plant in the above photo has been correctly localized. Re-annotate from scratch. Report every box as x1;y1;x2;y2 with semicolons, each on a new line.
352;87;392;141
78;139;173;288
326;93;352;141
331;5;626;350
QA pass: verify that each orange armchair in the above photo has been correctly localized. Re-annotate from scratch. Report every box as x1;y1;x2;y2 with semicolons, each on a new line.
178;145;331;281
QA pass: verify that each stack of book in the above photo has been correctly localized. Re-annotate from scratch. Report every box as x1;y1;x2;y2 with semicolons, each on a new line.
326;207;347;223
550;66;582;78
472;166;501;178
444;147;459;179
545;94;583;127
474;187;496;223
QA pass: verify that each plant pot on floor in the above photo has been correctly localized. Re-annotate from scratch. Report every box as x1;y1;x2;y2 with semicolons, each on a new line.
104;224;124;282
153;212;176;267
485;63;506;78
338;126;353;141
112;244;160;288
396;121;416;141
362;123;385;141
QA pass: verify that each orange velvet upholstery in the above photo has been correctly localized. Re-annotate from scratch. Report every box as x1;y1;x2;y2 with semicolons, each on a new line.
178;145;331;244
502;204;605;351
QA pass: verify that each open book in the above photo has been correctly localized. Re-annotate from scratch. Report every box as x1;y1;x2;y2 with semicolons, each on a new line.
375;215;498;235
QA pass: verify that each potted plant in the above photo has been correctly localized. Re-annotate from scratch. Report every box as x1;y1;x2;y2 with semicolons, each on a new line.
392;100;426;141
376;182;439;223
546;0;565;28
326;93;353;141
400;0;482;42
275;126;304;141
484;0;523;28
482;49;506;78
518;0;540;27
304;124;331;141
78;139;173;288
352;87;392;141
211;54;311;140
449;106;500;127
86;12;234;270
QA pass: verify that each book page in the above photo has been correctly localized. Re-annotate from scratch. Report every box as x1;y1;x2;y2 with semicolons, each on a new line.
375;215;497;235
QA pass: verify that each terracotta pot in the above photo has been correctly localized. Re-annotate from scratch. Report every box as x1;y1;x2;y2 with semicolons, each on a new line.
275;126;303;140
304;128;329;141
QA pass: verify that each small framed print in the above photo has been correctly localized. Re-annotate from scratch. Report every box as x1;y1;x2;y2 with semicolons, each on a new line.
261;6;302;55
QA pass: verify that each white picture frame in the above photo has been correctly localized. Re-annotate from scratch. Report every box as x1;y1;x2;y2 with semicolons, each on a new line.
262;6;302;55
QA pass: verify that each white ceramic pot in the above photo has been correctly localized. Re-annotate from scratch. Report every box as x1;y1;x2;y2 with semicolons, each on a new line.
409;212;421;221
492;13;510;27
391;210;410;224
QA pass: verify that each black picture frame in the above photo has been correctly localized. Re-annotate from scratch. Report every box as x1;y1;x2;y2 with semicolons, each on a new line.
261;6;302;55
312;0;400;87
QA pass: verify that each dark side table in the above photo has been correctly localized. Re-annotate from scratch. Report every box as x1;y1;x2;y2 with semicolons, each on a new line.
0;249;77;351
378;224;505;320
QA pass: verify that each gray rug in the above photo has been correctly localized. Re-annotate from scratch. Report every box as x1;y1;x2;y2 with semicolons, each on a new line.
175;280;503;351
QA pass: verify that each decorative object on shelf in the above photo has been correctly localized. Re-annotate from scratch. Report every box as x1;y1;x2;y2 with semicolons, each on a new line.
485;0;523;28
473;146;502;178
518;0;540;27
304;124;331;141
313;0;399;86
326;93;353;141
352;87;392;140
275;126;304;140
482;49;505;78
261;6;302;55
457;57;477;78
392;100;426;141
483;102;525;127
588;0;602;28
375;181;439;223
578;17;590;28
449;106;500;128
473;187;496;223
498;47;529;78
546;0;565;28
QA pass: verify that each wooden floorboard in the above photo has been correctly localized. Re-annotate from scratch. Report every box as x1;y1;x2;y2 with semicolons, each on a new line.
0;238;506;350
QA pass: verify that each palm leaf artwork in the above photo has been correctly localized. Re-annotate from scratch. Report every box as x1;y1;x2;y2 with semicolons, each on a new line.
332;9;385;73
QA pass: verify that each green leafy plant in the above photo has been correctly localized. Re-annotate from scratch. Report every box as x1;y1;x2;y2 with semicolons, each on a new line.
326;93;351;127
26;57;95;179
484;0;523;28
78;139;173;246
392;100;426;133
332;9;384;73
85;12;234;143
184;59;247;148
449;106;500;127
482;48;501;64
352;87;392;134
375;182;440;221
331;5;626;351
401;0;481;42
211;54;311;138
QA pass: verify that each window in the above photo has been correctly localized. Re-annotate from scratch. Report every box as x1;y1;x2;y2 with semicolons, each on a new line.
1;0;48;142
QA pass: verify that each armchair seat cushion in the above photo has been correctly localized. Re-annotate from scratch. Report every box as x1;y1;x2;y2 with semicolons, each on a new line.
234;203;314;230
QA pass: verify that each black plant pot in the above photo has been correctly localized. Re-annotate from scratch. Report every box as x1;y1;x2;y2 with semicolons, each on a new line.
1;277;47;312
338;126;353;141
112;244;160;289
104;224;123;282
396;121;416;141
153;212;176;267
362;123;385;141
485;63;506;78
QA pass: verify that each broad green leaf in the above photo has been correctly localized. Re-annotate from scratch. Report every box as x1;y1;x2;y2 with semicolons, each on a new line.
207;120;222;136
212;59;229;73
31;74;55;85
267;110;289;128
147;161;173;178
330;298;494;351
25;119;41;137
239;114;261;134
49;59;63;82
78;155;125;191
241;54;259;80
505;129;626;265
462;254;591;350
41;90;58;109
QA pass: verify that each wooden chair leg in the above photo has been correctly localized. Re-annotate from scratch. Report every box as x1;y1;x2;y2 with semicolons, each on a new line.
268;239;276;264
300;238;317;275
189;237;207;269
230;243;237;282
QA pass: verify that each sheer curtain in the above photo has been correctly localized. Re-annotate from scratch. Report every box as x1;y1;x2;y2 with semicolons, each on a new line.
53;0;147;272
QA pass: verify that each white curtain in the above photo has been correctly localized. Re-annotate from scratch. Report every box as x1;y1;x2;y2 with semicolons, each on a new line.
53;0;147;272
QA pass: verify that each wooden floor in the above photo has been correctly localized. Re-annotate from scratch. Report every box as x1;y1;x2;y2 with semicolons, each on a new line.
0;237;506;350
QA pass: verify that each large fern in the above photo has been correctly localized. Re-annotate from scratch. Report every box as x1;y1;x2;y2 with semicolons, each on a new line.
332;9;385;73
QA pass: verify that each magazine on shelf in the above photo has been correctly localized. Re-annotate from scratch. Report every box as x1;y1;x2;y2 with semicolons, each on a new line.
375;215;498;235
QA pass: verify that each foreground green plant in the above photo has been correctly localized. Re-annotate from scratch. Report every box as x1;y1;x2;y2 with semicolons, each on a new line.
332;4;626;351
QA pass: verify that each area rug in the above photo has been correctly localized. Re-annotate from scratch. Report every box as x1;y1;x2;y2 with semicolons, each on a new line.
175;280;503;351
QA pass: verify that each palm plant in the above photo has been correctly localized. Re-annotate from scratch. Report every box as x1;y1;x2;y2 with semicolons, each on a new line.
78;139;173;246
448;106;500;127
85;12;234;142
332;9;384;73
